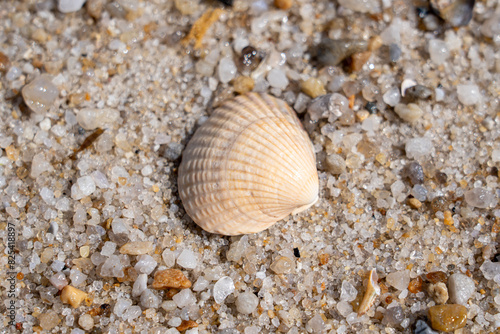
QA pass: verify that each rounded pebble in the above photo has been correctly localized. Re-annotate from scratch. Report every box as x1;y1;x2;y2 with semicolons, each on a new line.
78;314;94;331
428;304;467;332
457;84;481;106
235;291;259;314
325;154;346;175
448;273;475;305
464;188;495;208
394;103;424;123
58;0;86;13
22;74;59;114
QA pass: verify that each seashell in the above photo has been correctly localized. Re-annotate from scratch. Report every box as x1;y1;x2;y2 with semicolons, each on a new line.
401;79;417;97
178;93;319;236
358;269;381;316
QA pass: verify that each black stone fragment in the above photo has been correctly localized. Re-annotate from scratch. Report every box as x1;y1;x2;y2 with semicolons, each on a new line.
493;253;500;263
365;101;378;114
293;247;300;258
217;0;233;6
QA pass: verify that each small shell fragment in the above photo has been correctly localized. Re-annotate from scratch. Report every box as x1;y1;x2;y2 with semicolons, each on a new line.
358;269;380;316
178;93;319;235
401;79;417;97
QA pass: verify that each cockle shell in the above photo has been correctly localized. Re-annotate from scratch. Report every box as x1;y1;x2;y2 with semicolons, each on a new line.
178;93;319;235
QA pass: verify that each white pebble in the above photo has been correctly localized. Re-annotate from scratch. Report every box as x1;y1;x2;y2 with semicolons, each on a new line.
386;270;410;291
140;289;160;309
235;291;259;314
338;0;380;13
141;165;153;176
492;149;500;162
100;255;124;277
40;187;56;206
31;153;54;178
6;66;21;81
123;305;142;321
382;87;400;107
101;241;117;257
193;276;209;292
132;274;148;297
113;298;132;318
448;273;475;305
405;137;433;160
306;314;325;333
340;280;357;302
213;276;235;304
161;300;177;312
218;58;237;84
135;254;157;275
361;114;380;134
91;170;110;188
428;39;449;65
435;87;445;101
70;269;87;287
77;176;96;197
78;314;94;331
267;68;289;89
76;108;120;130
51;260;65;272
168;317;182;327
336;301;353;317
172;289;196;308
58;0;87;13
177;249;198;269
457;84;482;106
162;249;176;267
464;188;495;208
39;118;52;131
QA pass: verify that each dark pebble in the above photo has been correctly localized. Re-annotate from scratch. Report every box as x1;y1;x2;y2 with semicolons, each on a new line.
365;101;378;114
403;161;425;185
493;253;500;263
0;52;10;73
435;171;448;184
414;319;438;334
316;38;368;66
406;85;433;101
389;43;402;62
217;0;233;5
416;7;430;18
431;196;448;213
238;46;263;71
430;0;475;27
293;247;301;258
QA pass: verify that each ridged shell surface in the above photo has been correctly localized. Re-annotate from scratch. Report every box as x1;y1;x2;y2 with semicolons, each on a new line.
178;93;319;235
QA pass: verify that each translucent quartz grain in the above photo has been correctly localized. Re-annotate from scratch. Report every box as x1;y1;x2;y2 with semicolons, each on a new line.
22;74;58;114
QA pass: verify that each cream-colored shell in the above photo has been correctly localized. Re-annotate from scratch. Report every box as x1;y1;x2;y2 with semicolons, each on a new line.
178;93;319;235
